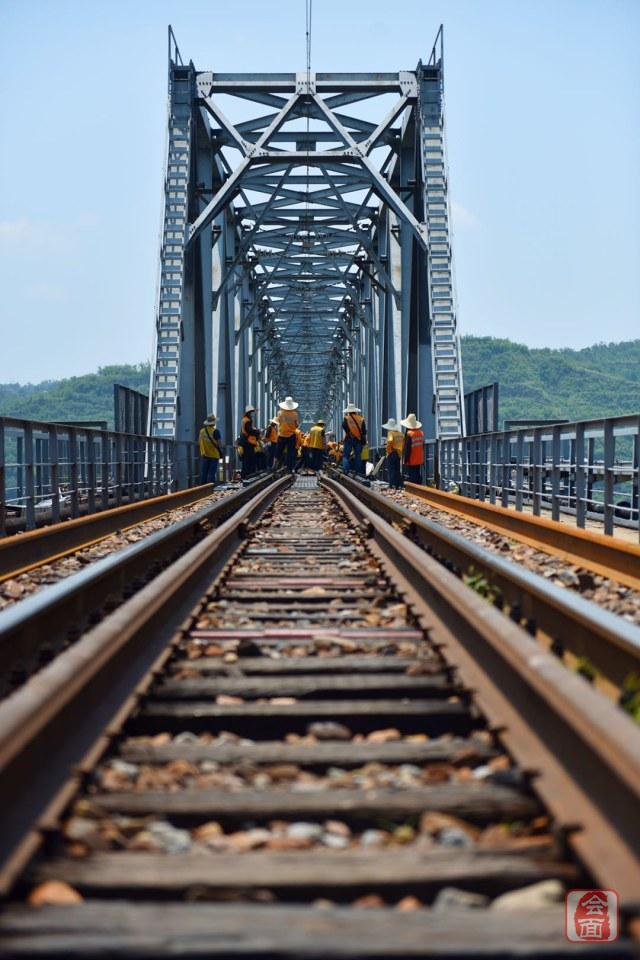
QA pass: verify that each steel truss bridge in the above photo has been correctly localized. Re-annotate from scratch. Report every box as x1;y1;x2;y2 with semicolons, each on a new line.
149;27;465;455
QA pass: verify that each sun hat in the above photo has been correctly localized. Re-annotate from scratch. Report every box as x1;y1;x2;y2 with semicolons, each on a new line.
400;413;422;430
316;419;325;426
244;404;256;414
279;396;299;410
203;414;217;424
344;402;361;414
381;417;399;431
270;417;279;424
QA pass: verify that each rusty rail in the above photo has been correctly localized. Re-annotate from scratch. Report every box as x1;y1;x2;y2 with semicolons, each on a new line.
405;482;640;590
0;483;218;581
0;474;291;895
0;475;277;694
321;475;640;910
335;474;640;693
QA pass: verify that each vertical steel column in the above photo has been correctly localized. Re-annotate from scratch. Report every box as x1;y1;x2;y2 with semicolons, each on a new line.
532;428;542;517
87;431;96;514
68;428;79;520
150;60;193;440
551;426;561;522
100;432;109;511
575;424;586;529
418;54;465;439
603;420;615;536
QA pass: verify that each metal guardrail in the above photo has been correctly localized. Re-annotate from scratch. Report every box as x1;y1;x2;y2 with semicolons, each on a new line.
0;416;201;535
424;413;640;538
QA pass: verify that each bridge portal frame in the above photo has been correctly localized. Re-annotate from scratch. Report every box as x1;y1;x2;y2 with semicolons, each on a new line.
150;27;465;459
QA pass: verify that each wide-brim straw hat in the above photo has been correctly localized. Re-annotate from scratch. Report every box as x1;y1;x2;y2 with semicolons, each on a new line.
203;414;217;424
401;413;422;429
279;396;299;410
381;418;399;431
244;404;256;414
344;403;361;414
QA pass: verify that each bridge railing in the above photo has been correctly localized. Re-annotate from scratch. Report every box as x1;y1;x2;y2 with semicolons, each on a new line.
424;413;640;538
0;416;200;535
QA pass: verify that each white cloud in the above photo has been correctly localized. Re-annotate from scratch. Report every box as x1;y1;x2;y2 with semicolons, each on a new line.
451;201;479;231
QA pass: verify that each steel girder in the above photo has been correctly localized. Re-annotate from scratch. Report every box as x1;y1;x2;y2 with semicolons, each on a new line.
149;27;465;458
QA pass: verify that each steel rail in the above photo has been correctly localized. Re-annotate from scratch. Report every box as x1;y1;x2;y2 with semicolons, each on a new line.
334;474;640;692
0;474;291;896
320;475;640;911
405;482;640;589
0;475;276;692
0;483;219;581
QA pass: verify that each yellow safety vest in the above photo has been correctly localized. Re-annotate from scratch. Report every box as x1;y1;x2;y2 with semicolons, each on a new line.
199;426;222;459
308;425;325;449
386;430;404;456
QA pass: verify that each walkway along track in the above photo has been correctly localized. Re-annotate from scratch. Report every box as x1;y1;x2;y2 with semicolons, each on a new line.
0;476;638;955
404;482;640;590
0;476;272;696
336;473;640;700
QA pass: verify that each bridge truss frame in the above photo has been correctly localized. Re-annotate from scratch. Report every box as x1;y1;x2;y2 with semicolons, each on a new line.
149;26;465;454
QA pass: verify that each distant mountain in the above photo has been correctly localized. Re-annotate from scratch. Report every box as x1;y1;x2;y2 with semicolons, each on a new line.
0;364;149;428
461;337;640;426
0;340;638;429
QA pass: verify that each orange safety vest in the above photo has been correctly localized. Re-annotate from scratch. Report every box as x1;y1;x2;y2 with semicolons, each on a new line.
344;413;365;440
404;429;424;466
265;423;278;444
278;409;299;438
241;414;258;446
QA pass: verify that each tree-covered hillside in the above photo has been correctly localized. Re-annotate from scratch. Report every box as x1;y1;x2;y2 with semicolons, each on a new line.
461;338;640;425
0;340;638;429
0;365;149;427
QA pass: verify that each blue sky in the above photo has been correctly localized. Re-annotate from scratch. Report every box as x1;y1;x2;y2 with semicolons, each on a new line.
0;0;638;383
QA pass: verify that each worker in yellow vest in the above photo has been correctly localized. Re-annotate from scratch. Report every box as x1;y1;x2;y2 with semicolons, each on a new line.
342;402;367;476
401;413;424;484
382;417;404;488
307;420;326;471
198;414;223;485
276;396;299;472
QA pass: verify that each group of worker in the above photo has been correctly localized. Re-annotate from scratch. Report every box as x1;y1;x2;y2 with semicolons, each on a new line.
198;397;425;487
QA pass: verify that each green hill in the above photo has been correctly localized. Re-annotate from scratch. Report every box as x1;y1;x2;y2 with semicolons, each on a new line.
0;364;149;427
461;337;640;426
0;340;638;429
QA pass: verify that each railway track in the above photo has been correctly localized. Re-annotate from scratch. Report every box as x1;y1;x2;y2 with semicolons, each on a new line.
0;483;220;582
336;473;640;702
0;474;638;956
403;482;640;590
0;476;270;696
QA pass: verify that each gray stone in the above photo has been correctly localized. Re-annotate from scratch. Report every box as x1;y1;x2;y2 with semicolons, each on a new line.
286;822;324;842
322;833;350;849
491;880;564;911
438;826;475;848
307;721;352;741
174;731;200;745
360;829;386;848
109;759;139;778
433;887;489;911
148;820;192;854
